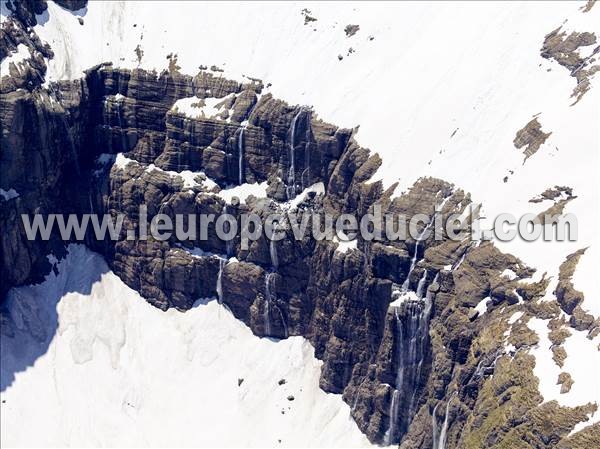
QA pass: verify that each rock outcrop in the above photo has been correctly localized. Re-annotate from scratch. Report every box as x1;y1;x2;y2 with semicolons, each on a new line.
541;26;600;104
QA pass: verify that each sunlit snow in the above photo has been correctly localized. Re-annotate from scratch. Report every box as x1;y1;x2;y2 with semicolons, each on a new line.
0;245;372;447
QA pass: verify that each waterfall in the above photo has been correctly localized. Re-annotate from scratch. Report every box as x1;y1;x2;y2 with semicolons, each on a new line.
269;238;279;270
237;125;246;185
386;381;404;444
223;204;234;257
432;400;441;449
277;304;289;338
216;258;226;304
387;389;401;443
264;221;289;337
264;272;275;335
351;377;368;412
401;220;434;291
301;113;311;190
408;273;436;419
265;219;278;336
286;109;303;200
437;397;452;449
116;98;122;128
416;269;428;298
453;243;472;270
432;389;456;449
217;203;234;304
115;96;128;153
386;273;438;444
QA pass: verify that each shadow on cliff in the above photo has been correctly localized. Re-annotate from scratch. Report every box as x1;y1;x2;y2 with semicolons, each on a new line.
35;1;87;27
0;244;108;392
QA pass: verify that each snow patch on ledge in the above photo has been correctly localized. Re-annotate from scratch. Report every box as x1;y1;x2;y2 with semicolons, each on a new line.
474;296;491;316
145;165;217;190
109;153;218;191
500;269;518;280
114;152;135;169
389;290;420;308
285;182;325;210
172;95;237;121
217;181;269;204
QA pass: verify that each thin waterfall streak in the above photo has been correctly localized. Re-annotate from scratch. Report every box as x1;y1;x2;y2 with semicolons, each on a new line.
223;204;233;257
264;272;276;336
416;269;428;298
453;243;471;270
301;115;311;190
275;305;289;338
264;299;271;335
238;125;245;185
351;377;367;412
401;219;434;291
216;258;226;304
116;96;128;154
387;271;438;444
432;401;440;449
269;238;278;270
438;398;452;449
287;108;303;199
386;390;401;445
103;99;114;153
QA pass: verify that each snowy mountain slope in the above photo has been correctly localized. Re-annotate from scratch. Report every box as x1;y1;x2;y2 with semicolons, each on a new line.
1;1;599;446
0;245;371;448
32;1;599;317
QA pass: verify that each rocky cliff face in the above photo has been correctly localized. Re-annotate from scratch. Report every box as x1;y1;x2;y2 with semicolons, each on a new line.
1;3;598;447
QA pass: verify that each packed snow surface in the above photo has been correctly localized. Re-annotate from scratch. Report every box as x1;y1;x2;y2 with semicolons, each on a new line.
528;317;600;414
0;245;372;448
473;297;491;316
217;181;269;204
172;95;237;121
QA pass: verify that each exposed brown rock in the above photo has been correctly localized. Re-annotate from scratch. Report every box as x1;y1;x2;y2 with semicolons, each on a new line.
555;248;586;316
344;24;360;37
552;346;568;368
301;8;317;25
557;372;574;394
513;118;551;163
580;0;596;13
529;186;575;204
541;27;600;104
